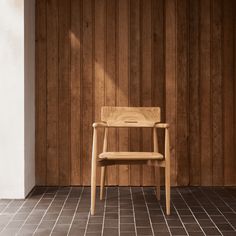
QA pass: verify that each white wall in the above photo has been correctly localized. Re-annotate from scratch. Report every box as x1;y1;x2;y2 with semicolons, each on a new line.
0;0;35;198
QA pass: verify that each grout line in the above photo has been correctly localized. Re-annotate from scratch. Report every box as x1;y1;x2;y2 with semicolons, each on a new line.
66;187;84;236
0;200;14;214
153;187;172;236
141;187;155;236
214;187;236;213
16;188;48;235
118;187;120;236
160;207;172;235
0;188;40;233
101;187;107;236
32;188;60;235
173;204;189;235
49;187;73;236
200;187;236;231
81;190;91;236
130;187;137;236
81;188;91;236
225;187;236;202
176;188;207;236
171;197;190;236
189;187;224;236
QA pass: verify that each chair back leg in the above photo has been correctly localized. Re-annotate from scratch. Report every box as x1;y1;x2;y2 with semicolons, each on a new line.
100;166;106;200
153;128;161;200
100;128;108;200
154;166;161;200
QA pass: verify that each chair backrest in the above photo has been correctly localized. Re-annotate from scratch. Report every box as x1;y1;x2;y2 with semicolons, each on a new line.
101;106;161;127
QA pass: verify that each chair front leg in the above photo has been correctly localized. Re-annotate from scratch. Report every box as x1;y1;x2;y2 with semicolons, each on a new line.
165;164;170;215
165;127;171;215
91;127;98;215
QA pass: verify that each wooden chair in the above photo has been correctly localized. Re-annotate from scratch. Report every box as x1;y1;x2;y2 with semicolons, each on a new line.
91;107;171;215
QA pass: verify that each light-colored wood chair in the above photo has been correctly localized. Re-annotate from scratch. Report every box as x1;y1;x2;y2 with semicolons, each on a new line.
91;107;171;215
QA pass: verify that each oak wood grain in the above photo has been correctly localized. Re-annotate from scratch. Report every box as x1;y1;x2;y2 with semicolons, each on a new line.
189;0;200;186
35;0;47;185
71;0;82;185
46;0;59;185
81;0;93;185
200;0;212;186
141;0;153;186
211;0;223;186
58;0;71;185
129;0;141;186
117;0;130;185
105;0;118;185
176;0;189;186
223;0;234;185
165;0;177;186
94;0;106;186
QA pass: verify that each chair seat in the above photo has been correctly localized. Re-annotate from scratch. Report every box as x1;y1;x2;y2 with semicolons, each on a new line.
99;152;163;160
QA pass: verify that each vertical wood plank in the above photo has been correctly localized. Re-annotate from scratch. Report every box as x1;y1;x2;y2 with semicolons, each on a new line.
152;0;164;119
176;0;189;186
200;0;212;186
71;0;82;185
117;0;130;186
105;0;117;185
189;0;200;186
94;0;105;185
46;0;59;185
152;0;165;185
35;0;47;185
223;0;234;185
129;0;141;186
58;0;71;185
211;0;223;186
234;1;236;186
82;0;93;185
165;0;177;186
234;0;236;186
141;0;153;186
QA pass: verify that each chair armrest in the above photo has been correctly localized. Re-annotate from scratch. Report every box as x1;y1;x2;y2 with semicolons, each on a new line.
92;122;108;128
155;123;170;128
154;123;171;162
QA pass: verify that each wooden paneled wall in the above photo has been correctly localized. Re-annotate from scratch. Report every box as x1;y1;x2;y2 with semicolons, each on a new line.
36;0;236;186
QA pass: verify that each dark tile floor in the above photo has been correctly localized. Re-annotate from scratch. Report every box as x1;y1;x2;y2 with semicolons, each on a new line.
0;187;236;236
